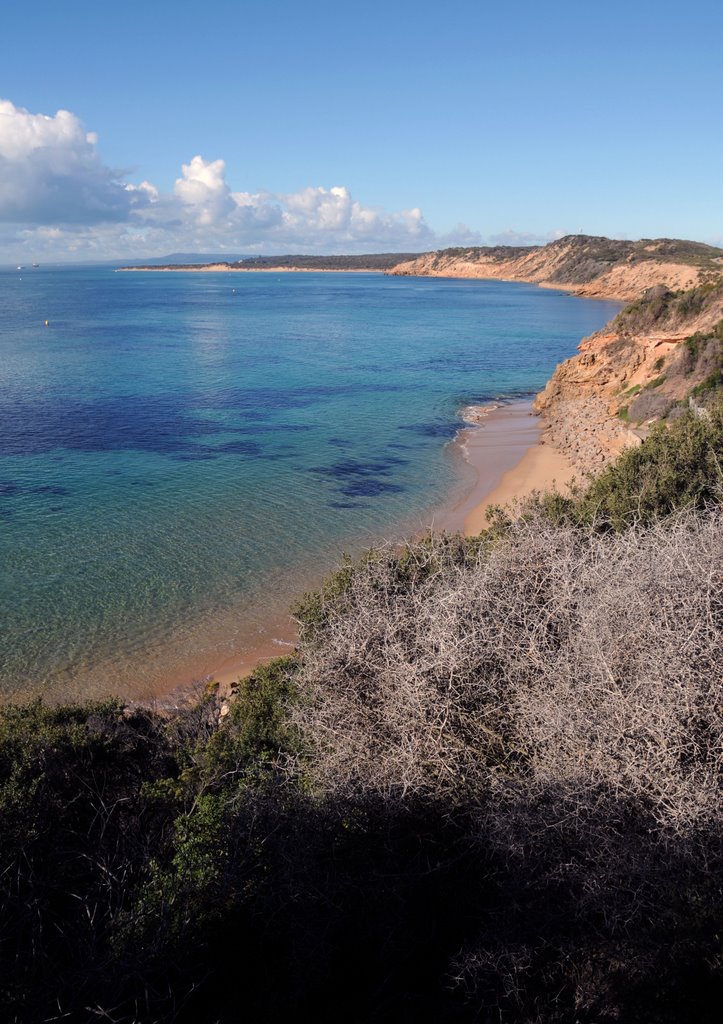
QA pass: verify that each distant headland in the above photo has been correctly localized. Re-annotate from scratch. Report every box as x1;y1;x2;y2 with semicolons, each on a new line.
118;252;418;273
120;233;723;303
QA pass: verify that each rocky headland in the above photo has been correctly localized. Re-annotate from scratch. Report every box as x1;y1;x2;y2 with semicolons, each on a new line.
387;233;722;301
533;280;723;470
389;235;723;476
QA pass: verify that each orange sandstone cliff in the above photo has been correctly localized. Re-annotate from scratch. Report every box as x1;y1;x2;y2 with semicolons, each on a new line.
389;235;723;475
388;234;722;302
534;281;723;472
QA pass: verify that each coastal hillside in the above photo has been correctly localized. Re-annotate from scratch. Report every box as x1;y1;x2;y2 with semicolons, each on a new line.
535;278;723;470
388;234;723;301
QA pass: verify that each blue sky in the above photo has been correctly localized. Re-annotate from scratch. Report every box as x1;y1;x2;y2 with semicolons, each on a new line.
1;0;722;259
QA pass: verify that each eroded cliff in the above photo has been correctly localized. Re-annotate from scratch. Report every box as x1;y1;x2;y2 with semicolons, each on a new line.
389;234;723;302
534;281;723;471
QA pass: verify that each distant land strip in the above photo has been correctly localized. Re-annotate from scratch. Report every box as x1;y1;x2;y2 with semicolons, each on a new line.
119;235;723;303
119;252;420;272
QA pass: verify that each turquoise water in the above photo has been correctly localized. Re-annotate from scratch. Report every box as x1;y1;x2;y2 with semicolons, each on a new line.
0;268;619;700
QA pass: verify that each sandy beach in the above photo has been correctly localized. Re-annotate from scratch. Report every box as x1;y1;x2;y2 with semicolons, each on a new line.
440;400;575;537
462;410;575;535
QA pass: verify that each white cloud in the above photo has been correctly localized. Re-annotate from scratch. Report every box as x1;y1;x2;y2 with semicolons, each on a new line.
174;155;236;226
0;99;486;261
0;99;140;225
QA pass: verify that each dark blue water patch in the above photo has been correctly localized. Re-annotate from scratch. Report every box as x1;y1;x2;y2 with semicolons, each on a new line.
232;408;268;421
193;380;402;415
130;480;156;487
169;439;263;461
169;451;219;462
32;484;69;496
339;479;405;498
327;437;352;448
259;450;298;461
0;383;394;458
0;393;224;457
209;440;262;456
48;506;66;514
399;422;461;439
311;456;409;501
312;456;408;479
0;481;70;499
328;500;372;510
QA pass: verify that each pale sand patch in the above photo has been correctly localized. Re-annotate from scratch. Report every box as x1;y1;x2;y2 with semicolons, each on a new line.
438;400;575;537
463;436;575;536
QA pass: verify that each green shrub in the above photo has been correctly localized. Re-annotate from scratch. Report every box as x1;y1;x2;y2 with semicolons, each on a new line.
691;370;723;396
569;402;723;530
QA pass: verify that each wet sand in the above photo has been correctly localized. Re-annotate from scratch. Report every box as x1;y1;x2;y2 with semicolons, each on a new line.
458;403;576;535
439;400;575;536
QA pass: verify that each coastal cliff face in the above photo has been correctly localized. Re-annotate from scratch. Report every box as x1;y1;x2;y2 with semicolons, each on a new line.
534;281;723;471
389;234;723;476
388;234;723;302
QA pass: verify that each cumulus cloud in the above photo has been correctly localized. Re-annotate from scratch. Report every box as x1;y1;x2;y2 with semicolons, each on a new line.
277;185;431;246
173;155;237;226
0;99;141;225
0;99;482;260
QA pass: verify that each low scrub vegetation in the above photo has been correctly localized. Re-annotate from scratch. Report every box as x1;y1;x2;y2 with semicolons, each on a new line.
612;280;723;337
1;409;722;1022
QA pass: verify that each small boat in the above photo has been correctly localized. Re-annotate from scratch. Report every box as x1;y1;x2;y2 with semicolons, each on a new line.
32;263;39;268
17;265;23;270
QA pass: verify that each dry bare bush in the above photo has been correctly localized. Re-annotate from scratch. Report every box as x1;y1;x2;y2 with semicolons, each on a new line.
295;511;722;822
294;510;723;1017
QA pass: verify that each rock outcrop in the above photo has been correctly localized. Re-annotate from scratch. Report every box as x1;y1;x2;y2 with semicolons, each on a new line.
534;282;723;472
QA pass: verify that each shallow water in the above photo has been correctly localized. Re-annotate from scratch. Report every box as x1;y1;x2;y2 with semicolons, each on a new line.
0;267;619;700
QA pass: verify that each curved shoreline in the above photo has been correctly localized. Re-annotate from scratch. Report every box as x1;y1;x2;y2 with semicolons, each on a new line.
455;402;575;535
157;401;575;706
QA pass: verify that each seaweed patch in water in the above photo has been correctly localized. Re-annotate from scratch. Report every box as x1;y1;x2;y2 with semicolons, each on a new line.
398;422;460;439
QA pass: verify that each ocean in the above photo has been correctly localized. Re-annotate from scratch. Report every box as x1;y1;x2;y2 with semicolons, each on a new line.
0;267;620;701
